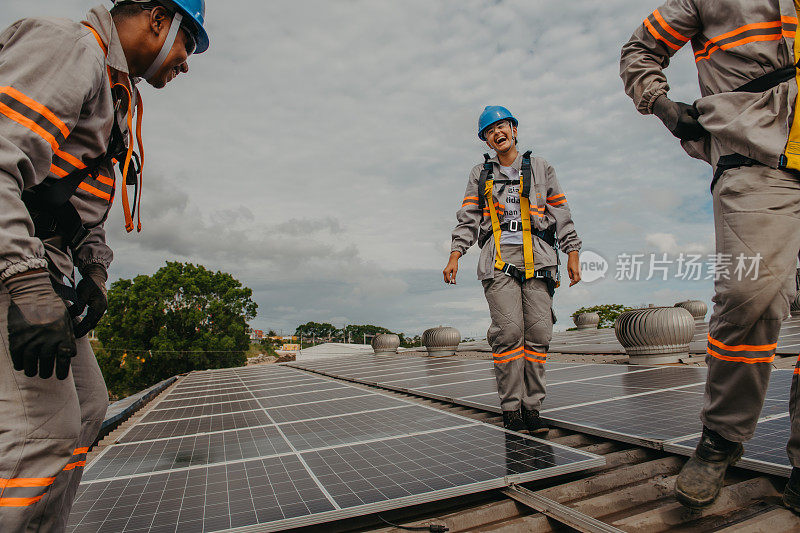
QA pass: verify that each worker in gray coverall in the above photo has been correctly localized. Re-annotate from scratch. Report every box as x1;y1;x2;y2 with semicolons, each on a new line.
443;106;582;435
0;1;208;531
621;0;800;512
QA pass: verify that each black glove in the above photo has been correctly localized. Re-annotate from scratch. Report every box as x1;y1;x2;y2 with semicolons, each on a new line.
4;269;77;379
652;95;706;142
73;263;108;339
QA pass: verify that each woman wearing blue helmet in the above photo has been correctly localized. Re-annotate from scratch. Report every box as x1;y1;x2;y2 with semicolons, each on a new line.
444;106;582;434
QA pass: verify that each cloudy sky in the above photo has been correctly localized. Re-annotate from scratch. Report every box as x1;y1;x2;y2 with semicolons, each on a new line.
5;1;719;337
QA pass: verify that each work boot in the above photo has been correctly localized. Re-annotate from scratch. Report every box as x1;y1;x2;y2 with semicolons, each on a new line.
522;408;549;435
675;427;743;509
782;467;800;513
502;410;525;432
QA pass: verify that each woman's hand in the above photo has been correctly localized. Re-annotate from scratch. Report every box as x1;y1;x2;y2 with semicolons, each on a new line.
443;251;461;284
567;250;581;286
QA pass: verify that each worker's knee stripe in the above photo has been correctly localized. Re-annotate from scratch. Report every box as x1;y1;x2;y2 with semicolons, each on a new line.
707;334;777;353
0;476;57;489
0;494;47;507
494;353;524;364
493;347;523;358
707;346;775;364
63;460;86;471
73;447;89;455
524;356;546;364
794;367;800;375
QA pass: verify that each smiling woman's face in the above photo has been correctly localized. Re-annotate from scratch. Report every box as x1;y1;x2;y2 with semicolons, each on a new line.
484;120;517;152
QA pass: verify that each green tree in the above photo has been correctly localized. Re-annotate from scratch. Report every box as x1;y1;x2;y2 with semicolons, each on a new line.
96;262;257;396
342;324;392;344
571;304;632;329
295;322;341;345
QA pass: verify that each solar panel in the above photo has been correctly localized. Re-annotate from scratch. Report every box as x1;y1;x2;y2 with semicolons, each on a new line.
665;415;792;477
70;365;603;532
288;355;792;477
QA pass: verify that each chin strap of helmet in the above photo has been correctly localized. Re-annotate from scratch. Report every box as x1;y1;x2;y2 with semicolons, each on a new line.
143;11;183;81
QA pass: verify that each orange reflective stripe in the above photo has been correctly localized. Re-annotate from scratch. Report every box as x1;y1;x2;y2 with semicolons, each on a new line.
0;101;60;151
0;102;87;170
0;494;45;507
524;348;546;356
644;18;681;51
73;447;89;455
707;334;777;352
695;20;785;61
707;347;775;364
463;196;479;201
711;20;782;43
493;347;523;358
50;163;113;188
78;181;111;201
547;194;565;201
83;25;108;54
462;201;479;207
63;461;86;471
0;476;56;489
524;355;547;364
794;367;800;375
653;9;689;42
548;199;566;206
494;353;524;364
719;33;783;51
0;87;70;139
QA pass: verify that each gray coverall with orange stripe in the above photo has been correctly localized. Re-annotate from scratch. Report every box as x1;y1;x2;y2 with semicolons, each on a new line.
621;0;800;462
0;6;135;531
451;152;581;412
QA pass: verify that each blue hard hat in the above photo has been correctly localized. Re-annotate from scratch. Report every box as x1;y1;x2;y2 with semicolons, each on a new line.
113;0;209;53
478;106;518;141
167;0;209;54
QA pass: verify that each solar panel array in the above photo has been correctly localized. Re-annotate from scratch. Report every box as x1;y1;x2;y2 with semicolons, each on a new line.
68;365;603;533
289;355;794;477
545;316;800;355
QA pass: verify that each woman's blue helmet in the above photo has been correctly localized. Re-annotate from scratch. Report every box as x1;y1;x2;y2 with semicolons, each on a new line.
478;106;518;141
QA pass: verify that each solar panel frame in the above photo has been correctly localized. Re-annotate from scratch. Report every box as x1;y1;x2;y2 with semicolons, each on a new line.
664;414;792;477
74;365;604;533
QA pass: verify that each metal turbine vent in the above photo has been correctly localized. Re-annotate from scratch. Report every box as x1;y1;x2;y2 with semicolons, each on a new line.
422;326;461;357
615;307;695;364
371;333;400;355
573;312;600;330
674;299;708;321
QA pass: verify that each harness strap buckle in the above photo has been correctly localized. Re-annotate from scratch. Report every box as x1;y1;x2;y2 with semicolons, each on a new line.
507;220;520;232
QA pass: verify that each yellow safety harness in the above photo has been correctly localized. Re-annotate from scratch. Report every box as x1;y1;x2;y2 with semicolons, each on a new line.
483;153;535;280
479;151;560;288
784;1;800;170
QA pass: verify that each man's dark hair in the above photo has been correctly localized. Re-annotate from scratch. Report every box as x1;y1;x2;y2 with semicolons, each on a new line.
111;1;171;20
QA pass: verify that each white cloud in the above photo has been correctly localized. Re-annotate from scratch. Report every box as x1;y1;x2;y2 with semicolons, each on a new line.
3;0;722;336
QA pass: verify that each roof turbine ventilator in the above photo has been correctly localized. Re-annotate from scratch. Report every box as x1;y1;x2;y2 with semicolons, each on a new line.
422;326;461;357
573;312;600;330
674;299;708;322
614;307;695;364
371;333;400;355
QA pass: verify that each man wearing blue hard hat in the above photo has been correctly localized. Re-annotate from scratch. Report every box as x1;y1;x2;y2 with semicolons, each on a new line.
0;1;208;530
444;106;582;434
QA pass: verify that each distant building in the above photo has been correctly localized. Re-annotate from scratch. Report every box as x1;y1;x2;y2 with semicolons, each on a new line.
249;329;264;341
